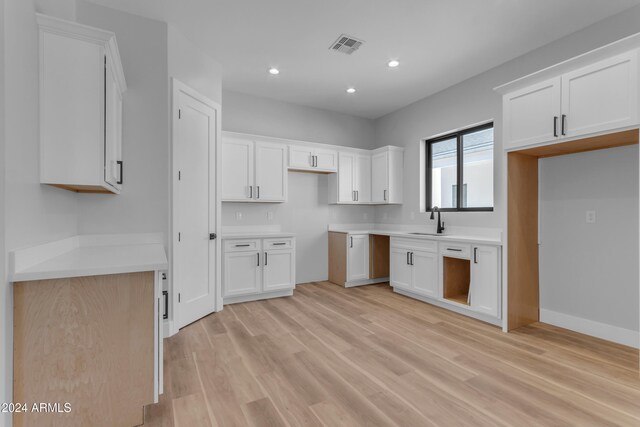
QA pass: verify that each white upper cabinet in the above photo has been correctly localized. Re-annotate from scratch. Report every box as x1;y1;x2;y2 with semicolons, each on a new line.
38;14;126;194
288;144;338;173
255;142;287;202
561;51;638;138
329;151;372;204
371;147;403;204
221;135;287;203
504;78;562;150
337;152;355;203
502;49;639;150
355;154;372;204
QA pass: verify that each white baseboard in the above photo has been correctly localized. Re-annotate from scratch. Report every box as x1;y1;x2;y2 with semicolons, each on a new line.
540;309;639;348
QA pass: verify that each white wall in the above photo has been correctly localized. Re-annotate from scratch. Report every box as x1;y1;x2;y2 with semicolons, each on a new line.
0;1;7;424
168;25;222;105
3;1;81;425
539;146;639;333
75;1;170;243
373;3;640;231
221;90;376;283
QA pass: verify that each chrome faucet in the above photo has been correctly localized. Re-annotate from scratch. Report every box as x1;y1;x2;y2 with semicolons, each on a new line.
430;207;445;234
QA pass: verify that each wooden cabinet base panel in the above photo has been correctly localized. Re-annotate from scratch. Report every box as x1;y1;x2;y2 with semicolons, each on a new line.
13;272;154;427
48;183;115;194
328;232;347;286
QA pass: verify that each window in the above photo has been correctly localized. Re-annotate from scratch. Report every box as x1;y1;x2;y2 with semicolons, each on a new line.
426;123;494;211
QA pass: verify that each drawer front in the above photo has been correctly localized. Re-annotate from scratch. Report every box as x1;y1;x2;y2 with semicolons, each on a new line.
439;242;471;259
224;239;261;252
263;238;294;250
391;237;437;253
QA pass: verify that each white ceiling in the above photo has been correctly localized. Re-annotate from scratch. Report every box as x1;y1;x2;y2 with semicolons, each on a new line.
86;0;640;119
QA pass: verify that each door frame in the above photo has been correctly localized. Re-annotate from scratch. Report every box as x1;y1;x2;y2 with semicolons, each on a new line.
169;78;222;336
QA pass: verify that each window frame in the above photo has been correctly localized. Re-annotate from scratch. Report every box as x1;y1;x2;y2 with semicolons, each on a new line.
425;122;494;212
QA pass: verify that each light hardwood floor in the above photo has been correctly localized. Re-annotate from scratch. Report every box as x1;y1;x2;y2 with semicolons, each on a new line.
144;282;640;427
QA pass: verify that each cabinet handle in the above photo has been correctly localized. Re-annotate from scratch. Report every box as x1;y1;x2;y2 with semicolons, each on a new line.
257;252;260;266
384;189;387;201
314;155;318;167
411;252;414;265
273;242;286;246
406;251;410;265
352;190;355;202
350;236;353;248
257;186;260;199
117;161;123;185
561;114;567;136
162;290;168;320
265;252;268;266
355;190;359;201
474;247;478;264
553;116;558;137
249;185;253;199
447;248;462;252
236;244;251;247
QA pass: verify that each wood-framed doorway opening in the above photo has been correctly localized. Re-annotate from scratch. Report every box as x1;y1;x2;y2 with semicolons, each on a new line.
507;128;639;332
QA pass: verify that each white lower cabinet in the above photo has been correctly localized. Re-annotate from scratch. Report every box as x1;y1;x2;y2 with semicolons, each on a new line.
470;245;500;317
223;237;295;303
347;234;369;282
390;239;438;297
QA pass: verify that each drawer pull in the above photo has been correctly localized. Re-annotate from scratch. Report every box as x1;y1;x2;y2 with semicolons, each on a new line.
235;244;251;247
273;242;287;246
447;248;462;252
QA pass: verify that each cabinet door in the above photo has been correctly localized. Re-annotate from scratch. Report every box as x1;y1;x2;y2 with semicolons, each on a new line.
347;235;369;282
338;152;356;203
289;145;314;170
504;77;561;149
371;152;388;203
255;141;287;202
104;56;123;191
411;250;438;298
471;246;500;317
390;247;412;290
355;154;372;203
223;251;262;297
222;138;254;201
561;51;638;138
314;148;338;172
263;250;294;292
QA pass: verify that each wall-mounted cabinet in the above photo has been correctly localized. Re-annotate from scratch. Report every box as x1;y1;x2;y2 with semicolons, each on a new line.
221;136;287;202
288;144;338;173
328;152;371;204
503;50;638;150
371;146;404;204
38;14;127;194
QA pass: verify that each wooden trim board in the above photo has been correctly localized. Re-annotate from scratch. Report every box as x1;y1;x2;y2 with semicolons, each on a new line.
328;232;347;286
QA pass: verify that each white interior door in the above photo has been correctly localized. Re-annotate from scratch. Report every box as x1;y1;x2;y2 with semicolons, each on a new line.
255;141;287;202
174;81;219;329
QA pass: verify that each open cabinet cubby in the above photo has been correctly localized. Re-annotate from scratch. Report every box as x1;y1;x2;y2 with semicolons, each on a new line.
443;256;471;306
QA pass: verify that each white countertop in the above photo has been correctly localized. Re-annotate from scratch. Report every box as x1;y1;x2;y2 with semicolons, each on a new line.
10;234;168;282
220;231;296;239
328;227;502;246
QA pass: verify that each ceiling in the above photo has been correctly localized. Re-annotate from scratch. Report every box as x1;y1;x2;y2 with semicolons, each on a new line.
86;0;640;119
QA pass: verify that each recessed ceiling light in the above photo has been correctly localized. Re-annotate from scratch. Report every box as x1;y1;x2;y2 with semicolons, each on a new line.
346;87;356;94
268;67;280;75
388;59;400;68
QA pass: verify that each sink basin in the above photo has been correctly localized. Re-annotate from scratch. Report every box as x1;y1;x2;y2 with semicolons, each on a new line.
408;232;443;236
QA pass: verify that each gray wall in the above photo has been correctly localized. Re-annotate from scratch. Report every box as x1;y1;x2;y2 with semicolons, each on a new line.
373;3;640;231
221;90;376;283
75;2;170;243
540;146;639;331
3;1;82;425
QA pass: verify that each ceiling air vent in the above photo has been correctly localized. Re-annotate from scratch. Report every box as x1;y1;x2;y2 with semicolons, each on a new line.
329;34;364;55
